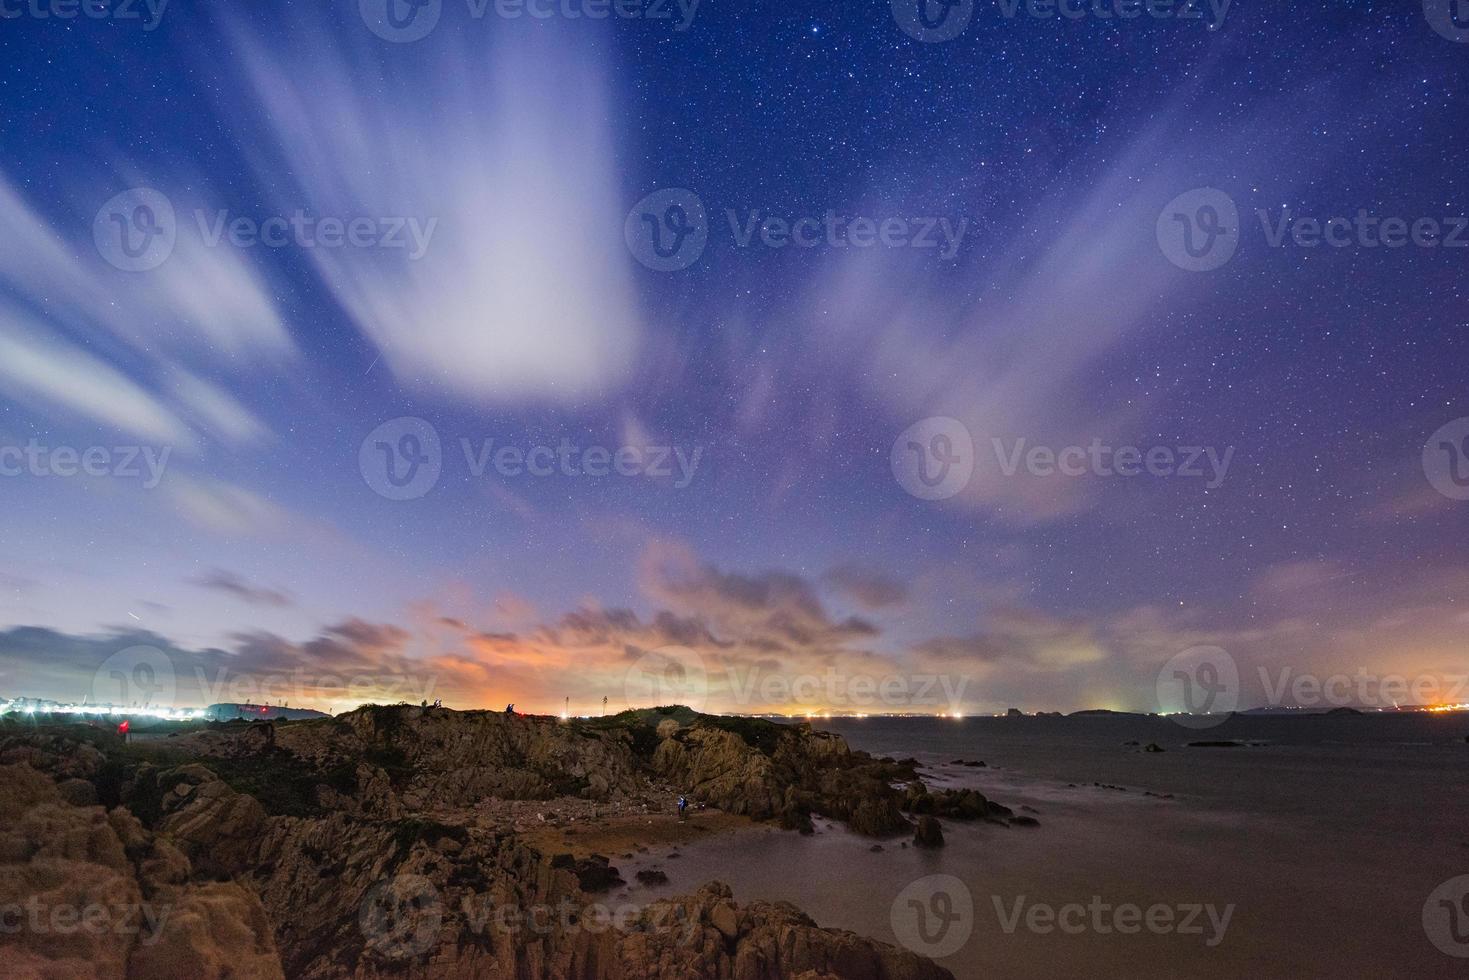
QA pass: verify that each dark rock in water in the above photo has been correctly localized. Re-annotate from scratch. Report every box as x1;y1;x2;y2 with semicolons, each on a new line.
962;760;986;768
1009;816;1040;828
869;844;884;852
1122;740;1140;747
551;854;624;893
635;869;669;886
914;815;944;848
1188;740;1243;748
904;785;1008;823
666;852;681;859
1143;742;1165;753
1021;805;1039;813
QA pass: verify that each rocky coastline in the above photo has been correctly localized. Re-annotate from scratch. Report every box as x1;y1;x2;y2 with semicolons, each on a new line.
0;704;1015;979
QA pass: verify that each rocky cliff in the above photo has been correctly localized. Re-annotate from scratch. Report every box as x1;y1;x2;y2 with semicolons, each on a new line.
0;706;965;980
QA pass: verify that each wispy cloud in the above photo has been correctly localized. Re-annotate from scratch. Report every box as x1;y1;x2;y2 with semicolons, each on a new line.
192;568;294;608
219;15;643;405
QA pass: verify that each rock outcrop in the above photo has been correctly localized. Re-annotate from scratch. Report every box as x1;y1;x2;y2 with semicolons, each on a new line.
0;706;975;979
0;763;283;980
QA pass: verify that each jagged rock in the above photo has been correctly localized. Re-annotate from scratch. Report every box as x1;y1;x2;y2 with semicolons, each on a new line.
0;709;971;980
0;763;283;980
57;776;99;807
635;868;669;886
914;816;944;848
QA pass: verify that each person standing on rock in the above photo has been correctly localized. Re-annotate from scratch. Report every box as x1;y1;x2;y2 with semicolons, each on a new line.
677;795;688;821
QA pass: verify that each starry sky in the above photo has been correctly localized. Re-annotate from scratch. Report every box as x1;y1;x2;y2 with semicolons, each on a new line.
1;0;1468;715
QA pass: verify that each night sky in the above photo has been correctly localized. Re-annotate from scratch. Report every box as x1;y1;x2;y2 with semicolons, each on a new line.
2;0;1468;715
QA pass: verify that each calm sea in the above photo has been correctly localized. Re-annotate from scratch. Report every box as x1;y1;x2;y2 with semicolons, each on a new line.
625;712;1469;979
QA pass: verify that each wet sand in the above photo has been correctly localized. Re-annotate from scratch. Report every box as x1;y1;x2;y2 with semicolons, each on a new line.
615;717;1468;979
